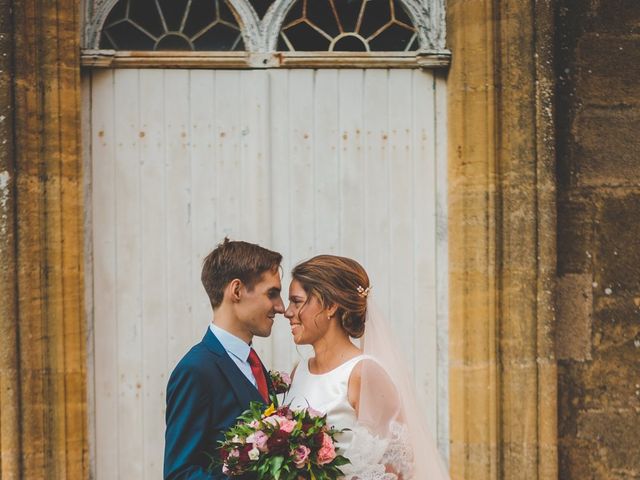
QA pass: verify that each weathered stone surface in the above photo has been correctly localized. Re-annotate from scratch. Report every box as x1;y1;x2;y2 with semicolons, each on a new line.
556;274;592;361
572;109;640;187
556;1;640;478
449;1;558;479
594;195;640;291
595;0;640;34
557;198;594;275
577;410;640;471
1;0;88;476
576;35;640;106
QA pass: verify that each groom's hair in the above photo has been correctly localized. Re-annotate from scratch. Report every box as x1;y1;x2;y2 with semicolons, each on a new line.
201;238;282;309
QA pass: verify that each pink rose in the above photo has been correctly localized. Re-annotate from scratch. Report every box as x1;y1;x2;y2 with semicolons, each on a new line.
246;431;269;452
316;433;336;465
249;420;260;428
307;407;323;419
280;371;292;386
293;445;311;469
278;418;297;433
264;415;286;427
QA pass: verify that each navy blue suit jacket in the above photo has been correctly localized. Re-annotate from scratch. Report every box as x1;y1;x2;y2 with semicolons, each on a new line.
164;328;271;479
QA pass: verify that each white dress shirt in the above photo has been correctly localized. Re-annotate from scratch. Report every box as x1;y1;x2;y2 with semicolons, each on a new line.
209;323;257;387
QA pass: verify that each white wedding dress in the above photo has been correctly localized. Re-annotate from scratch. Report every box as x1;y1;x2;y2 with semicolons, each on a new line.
286;356;413;480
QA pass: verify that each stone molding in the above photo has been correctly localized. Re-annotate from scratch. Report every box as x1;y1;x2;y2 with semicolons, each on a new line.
1;0;88;477
447;0;558;479
83;0;447;52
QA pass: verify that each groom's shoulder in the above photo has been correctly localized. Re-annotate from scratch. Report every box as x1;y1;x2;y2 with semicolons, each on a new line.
171;341;217;379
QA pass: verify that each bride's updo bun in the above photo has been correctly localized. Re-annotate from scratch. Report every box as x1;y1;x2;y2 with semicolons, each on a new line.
291;255;370;338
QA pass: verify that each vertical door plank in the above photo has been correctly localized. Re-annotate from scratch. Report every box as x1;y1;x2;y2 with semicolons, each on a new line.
113;69;143;479
313;70;340;254
412;71;438;433
287;70;315;265
362;70;390;315
189;70;216;339
268;70;295;372
164;70;193;370
91;69;118;479
214;71;242;240
337;70;365;261
139;69;168;480
388;69;415;367
239;71;271;244
239;71;273;359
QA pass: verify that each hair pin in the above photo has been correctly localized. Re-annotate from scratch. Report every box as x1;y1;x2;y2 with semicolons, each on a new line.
357;285;372;298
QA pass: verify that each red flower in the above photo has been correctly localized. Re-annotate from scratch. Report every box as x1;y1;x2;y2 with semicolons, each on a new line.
220;448;229;461
277;405;294;420
238;444;253;463
266;429;290;454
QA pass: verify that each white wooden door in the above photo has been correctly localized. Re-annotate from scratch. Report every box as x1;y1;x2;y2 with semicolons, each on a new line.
88;68;447;479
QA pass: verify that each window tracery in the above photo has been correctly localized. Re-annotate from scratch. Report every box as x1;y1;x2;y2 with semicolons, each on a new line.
86;0;446;54
100;0;244;51
278;0;418;52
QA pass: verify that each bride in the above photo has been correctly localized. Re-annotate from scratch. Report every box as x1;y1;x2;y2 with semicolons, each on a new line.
283;255;449;480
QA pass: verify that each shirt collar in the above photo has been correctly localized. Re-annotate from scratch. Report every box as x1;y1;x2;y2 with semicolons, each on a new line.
209;323;251;362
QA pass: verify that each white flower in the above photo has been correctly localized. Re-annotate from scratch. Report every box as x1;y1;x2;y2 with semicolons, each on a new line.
248;447;260;461
231;435;243;444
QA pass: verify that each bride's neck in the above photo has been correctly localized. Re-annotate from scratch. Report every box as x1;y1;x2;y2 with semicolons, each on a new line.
311;329;360;373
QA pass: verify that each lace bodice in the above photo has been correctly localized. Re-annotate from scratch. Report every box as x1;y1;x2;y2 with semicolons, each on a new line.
286;357;414;480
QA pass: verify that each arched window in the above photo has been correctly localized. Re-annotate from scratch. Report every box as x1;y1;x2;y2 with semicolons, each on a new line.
278;0;418;52
84;0;447;66
99;0;244;51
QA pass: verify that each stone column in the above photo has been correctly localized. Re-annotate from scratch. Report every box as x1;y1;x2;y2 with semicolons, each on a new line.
0;0;21;476
447;0;558;479
0;0;88;477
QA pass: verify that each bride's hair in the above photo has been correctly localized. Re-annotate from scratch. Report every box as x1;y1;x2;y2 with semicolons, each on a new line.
291;255;370;338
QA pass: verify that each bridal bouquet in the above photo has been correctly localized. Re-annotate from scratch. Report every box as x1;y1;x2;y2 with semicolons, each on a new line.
214;402;350;479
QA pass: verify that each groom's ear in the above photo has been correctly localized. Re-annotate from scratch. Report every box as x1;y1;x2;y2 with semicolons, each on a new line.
227;279;243;303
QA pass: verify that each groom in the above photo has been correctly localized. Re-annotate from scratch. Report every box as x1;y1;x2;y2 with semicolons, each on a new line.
164;238;284;479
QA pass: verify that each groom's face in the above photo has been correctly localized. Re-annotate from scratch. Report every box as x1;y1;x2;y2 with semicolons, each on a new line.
236;269;284;339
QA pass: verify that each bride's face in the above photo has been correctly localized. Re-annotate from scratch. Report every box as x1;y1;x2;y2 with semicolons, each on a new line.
284;279;330;345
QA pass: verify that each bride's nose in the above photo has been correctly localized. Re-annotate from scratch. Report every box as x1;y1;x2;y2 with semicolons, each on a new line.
283;305;293;318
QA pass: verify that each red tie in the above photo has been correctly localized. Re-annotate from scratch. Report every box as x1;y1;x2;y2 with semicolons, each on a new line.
248;348;269;402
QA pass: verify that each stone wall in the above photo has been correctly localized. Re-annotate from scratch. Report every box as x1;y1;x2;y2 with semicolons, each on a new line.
555;1;640;478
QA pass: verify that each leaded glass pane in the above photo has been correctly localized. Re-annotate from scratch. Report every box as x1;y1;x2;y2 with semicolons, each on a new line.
248;0;274;18
100;0;245;51
279;0;419;52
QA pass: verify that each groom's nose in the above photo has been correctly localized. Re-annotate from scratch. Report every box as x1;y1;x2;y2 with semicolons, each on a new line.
274;297;285;314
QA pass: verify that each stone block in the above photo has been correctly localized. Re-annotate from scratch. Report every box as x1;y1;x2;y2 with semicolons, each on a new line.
596;0;640;35
594;195;640;291
572;109;640;187
577;35;640;106
593;297;640;351
557;198;595;275
556;273;593;360
577;410;640;471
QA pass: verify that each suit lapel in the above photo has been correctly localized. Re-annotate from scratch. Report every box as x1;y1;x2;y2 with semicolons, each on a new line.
201;328;266;407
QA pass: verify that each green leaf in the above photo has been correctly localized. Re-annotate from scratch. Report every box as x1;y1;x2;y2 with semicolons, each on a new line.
269;455;285;479
332;456;350;466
